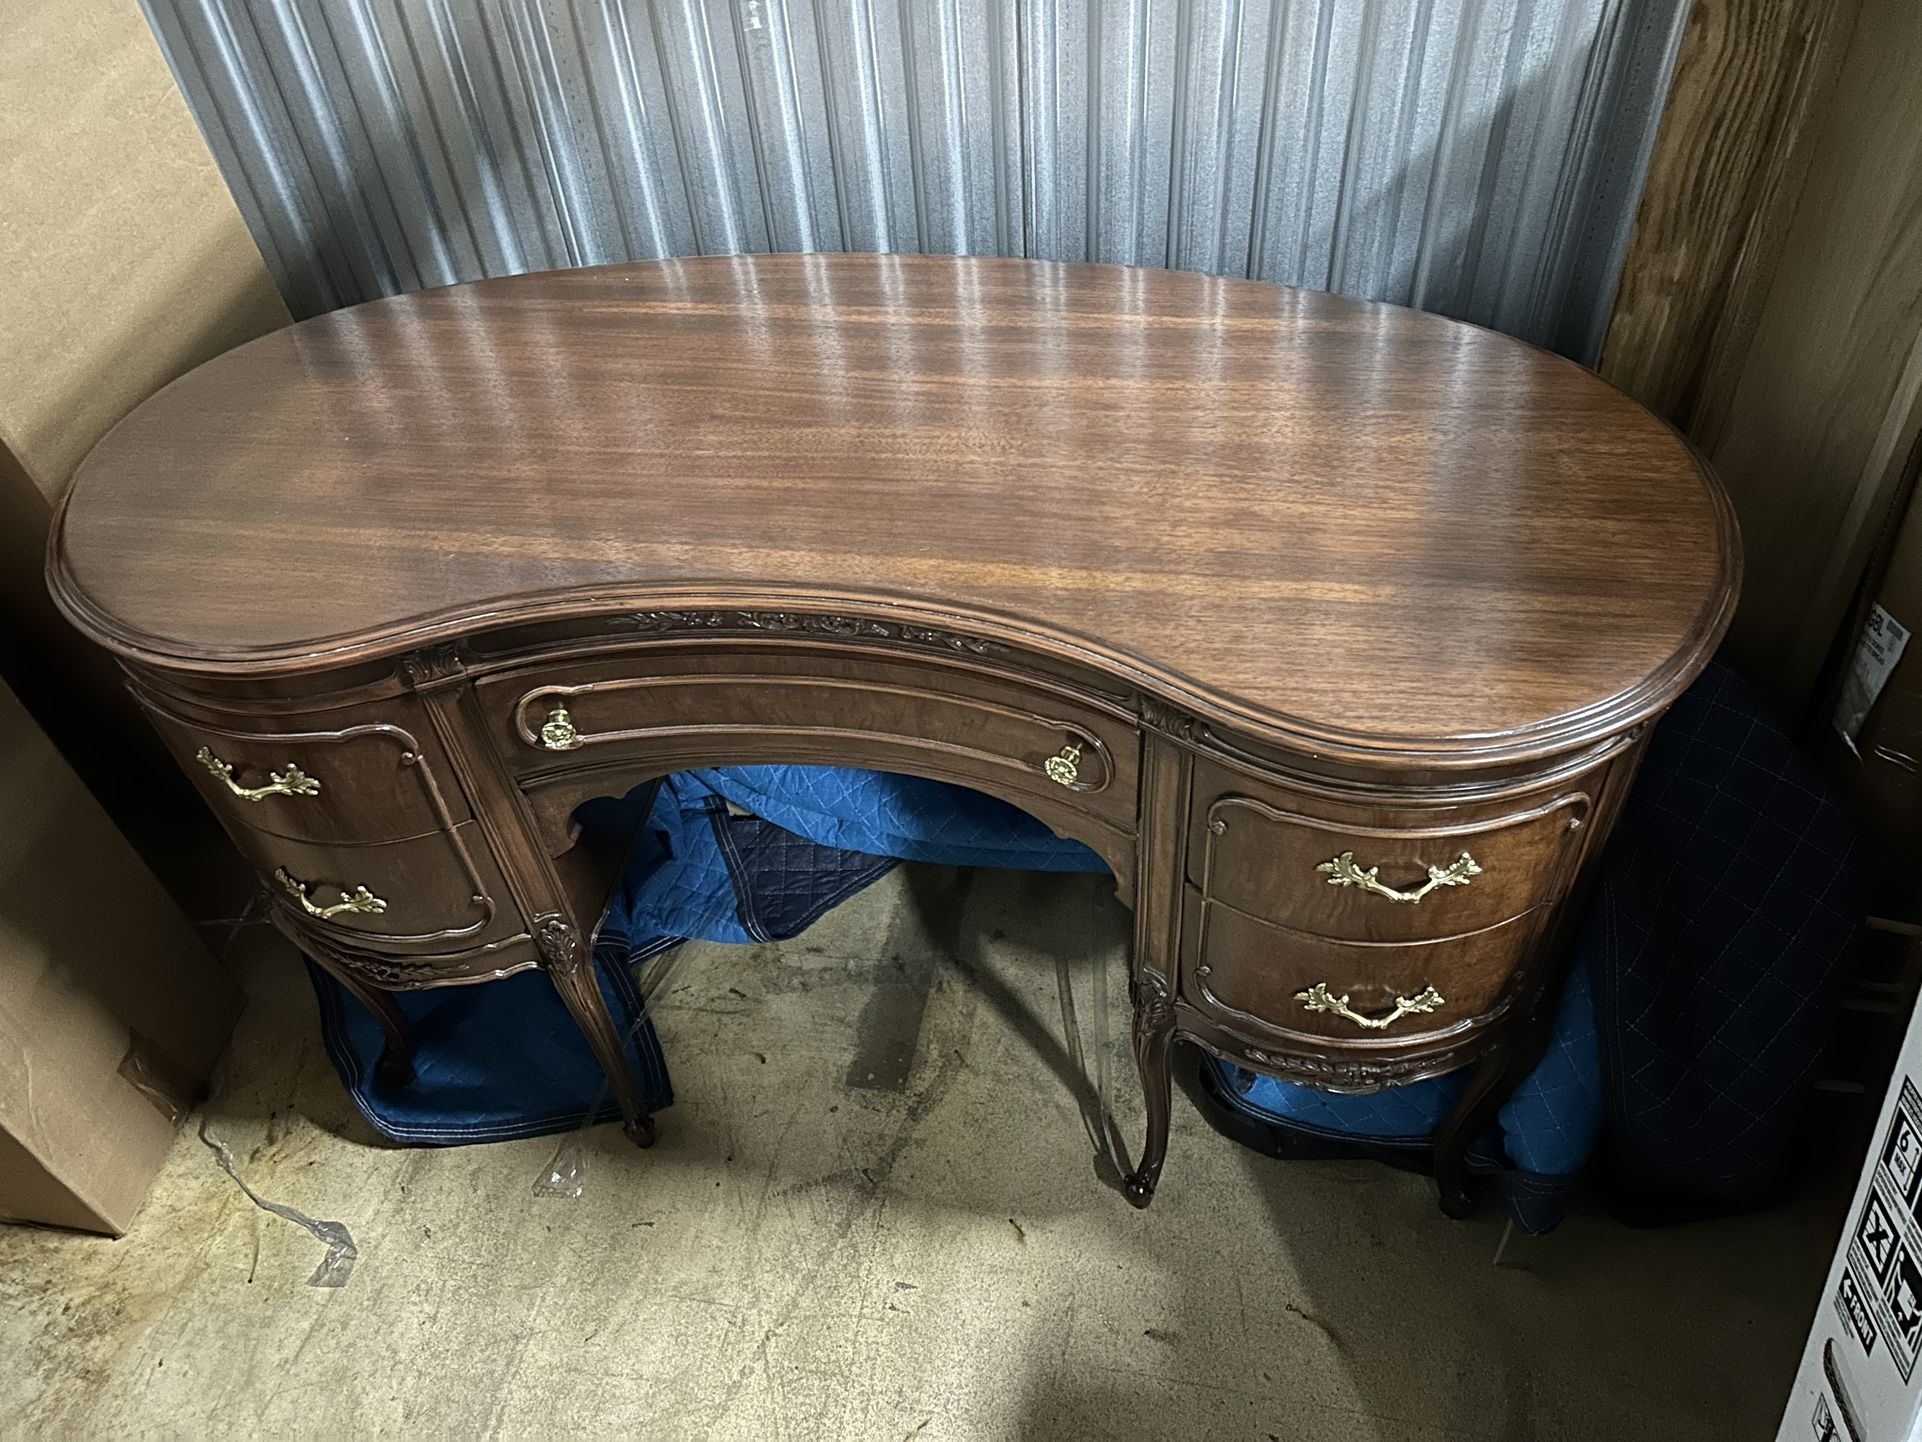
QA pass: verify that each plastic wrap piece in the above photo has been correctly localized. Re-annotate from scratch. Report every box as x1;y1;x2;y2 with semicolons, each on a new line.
533;1129;588;1200
199;1119;358;1286
118;1031;194;1124
1055;949;1129;1184
533;953;683;1200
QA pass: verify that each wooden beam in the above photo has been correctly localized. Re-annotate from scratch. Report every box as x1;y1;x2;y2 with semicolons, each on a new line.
1708;0;1922;708
1601;0;1922;719
1599;0;1856;444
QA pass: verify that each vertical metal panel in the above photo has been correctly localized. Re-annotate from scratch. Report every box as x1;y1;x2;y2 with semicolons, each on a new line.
141;0;1686;358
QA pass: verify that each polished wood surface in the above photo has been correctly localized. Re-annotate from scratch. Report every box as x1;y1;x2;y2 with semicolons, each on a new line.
52;254;1734;762
1183;891;1548;1048
1191;784;1588;944
49;256;1740;1215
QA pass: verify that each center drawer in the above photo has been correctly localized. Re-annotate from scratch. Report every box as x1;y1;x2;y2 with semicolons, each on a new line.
474;652;1141;832
1190;771;1591;944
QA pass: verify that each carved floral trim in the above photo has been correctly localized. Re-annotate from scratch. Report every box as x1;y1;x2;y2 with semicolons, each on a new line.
1236;1045;1465;1091
337;954;443;986
533;913;583;970
1138;695;1200;741
610;609;1004;655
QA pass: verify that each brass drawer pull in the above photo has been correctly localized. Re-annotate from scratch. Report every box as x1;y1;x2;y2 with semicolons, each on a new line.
1296;982;1445;1031
275;867;388;921
1317;850;1482;903
539;705;584;751
1044;743;1082;786
195;746;321;802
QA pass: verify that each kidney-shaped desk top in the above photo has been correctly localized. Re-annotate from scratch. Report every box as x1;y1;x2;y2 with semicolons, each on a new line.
50;254;1738;1212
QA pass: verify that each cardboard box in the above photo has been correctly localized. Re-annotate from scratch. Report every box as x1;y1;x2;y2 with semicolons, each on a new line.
0;0;290;782
0;0;283;1236
0;677;243;1234
1833;490;1922;864
1781;985;1922;1440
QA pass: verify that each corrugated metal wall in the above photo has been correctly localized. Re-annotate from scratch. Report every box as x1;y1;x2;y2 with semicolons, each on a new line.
141;0;1686;359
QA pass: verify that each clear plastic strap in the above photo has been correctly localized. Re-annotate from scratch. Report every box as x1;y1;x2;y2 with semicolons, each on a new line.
533;943;684;1200
1055;932;1131;1181
199;1119;358;1287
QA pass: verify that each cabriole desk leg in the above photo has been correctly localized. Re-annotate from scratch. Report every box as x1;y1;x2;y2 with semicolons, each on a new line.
1123;976;1176;1208
534;913;657;1148
285;930;416;1088
1432;989;1558;1219
1432;1043;1508;1218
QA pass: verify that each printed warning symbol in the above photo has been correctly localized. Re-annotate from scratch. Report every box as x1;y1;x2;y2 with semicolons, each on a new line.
1811;1391;1838;1442
1860;1192;1901;1277
1838;1267;1878;1356
1886;1246;1922;1378
1885;1093;1922;1200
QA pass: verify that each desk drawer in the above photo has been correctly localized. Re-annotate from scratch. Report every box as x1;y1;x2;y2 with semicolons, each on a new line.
241;821;515;953
478;655;1140;831
1182;886;1542;1045
139;696;471;844
1190;774;1589;944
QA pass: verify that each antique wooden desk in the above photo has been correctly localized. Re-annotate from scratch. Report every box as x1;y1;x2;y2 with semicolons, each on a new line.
49;255;1737;1213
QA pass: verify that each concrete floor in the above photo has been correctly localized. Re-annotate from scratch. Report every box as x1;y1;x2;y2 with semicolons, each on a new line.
0;863;1835;1440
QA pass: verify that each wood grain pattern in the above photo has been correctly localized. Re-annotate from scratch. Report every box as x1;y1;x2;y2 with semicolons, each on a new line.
131;687;471;844
1187;894;1545;1045
47;255;1741;1214
480;648;1140;829
246;819;512;950
1193;787;1589;944
50;254;1736;766
1702;0;1922;706
1599;0;1856;438
1602;0;1922;716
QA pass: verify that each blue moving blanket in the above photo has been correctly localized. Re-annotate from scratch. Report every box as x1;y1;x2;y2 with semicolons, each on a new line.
311;660;1858;1232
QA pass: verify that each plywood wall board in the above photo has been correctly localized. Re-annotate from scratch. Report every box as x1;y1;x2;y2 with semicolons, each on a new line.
1709;0;1922;704
1599;0;1856;432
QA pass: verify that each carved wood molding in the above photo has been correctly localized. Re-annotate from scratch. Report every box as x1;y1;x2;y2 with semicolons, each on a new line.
1137;695;1201;742
1229;1039;1485;1094
610;609;1006;656
398;642;468;689
1133;971;1175;1036
533;912;583;972
337;953;448;987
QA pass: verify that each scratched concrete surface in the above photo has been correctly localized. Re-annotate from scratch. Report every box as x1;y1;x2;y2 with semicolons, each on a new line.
0;864;1832;1440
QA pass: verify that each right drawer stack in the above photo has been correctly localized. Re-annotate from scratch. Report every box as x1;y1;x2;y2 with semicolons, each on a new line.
1181;760;1592;1057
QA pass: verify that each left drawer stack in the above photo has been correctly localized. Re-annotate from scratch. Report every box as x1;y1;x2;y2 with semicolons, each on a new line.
136;691;521;968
